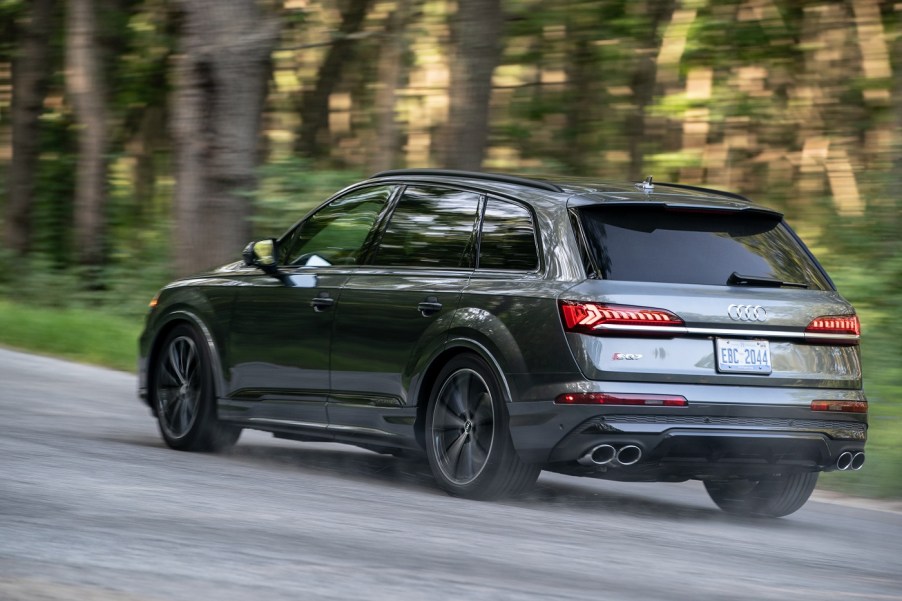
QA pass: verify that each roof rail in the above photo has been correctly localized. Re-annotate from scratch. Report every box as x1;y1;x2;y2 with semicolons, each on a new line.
654;181;752;203
370;169;565;193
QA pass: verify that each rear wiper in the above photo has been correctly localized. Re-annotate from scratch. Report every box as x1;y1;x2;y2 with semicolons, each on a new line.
727;272;808;289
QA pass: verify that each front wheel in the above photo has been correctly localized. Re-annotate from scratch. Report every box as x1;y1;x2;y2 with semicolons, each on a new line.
704;472;819;518
152;324;240;452
425;354;539;500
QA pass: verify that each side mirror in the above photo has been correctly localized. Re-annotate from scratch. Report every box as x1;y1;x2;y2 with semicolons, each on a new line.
242;239;279;274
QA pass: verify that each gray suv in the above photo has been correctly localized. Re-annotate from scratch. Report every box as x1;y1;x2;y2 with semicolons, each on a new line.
138;169;866;517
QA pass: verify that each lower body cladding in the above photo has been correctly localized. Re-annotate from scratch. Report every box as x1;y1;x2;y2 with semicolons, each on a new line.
507;382;867;482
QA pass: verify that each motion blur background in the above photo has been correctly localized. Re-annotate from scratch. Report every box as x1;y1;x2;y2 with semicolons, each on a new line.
0;0;899;496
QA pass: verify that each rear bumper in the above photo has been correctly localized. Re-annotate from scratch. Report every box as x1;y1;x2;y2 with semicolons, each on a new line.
507;386;867;478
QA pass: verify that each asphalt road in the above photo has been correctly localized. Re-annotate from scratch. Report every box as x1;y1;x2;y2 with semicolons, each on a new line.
2;347;901;601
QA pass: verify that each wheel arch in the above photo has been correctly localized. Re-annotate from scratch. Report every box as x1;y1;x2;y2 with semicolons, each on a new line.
412;338;514;451
146;310;227;416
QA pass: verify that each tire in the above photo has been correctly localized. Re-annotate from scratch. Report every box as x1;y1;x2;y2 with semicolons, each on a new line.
425;354;539;500
151;324;240;452
704;472;819;518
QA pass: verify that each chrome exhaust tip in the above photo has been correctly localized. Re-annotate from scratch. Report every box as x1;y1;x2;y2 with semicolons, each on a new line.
836;451;853;471
578;444;617;466
851;452;865;471
616;445;642;467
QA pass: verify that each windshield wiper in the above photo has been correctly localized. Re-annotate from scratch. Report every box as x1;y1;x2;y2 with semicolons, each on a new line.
727;272;808;289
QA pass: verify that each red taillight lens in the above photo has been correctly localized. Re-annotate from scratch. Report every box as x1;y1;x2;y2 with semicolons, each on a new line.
559;301;684;335
555;393;688;407
805;314;860;344
811;400;868;413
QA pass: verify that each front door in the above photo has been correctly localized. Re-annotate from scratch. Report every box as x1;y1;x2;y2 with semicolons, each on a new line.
220;184;397;430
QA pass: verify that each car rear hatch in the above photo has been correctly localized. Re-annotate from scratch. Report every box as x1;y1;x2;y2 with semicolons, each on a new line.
560;200;862;390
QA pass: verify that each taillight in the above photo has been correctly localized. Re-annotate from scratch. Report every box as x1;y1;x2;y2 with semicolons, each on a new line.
805;314;860;344
559;301;684;336
555;393;688;407
811;400;867;413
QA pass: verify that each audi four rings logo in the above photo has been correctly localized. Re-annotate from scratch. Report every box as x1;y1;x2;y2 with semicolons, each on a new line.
728;304;767;322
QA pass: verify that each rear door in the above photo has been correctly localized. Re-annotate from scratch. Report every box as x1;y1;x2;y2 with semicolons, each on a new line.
327;185;480;437
561;203;861;389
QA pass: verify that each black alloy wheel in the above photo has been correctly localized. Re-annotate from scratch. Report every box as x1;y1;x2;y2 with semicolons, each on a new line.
426;354;539;500
152;324;240;452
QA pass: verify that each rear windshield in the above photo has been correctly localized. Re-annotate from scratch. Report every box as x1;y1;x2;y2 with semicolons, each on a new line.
577;206;831;290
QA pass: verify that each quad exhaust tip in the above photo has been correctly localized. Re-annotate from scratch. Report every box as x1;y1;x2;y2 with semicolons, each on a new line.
836;451;865;471
578;444;616;466
578;444;643;467
616;445;642;466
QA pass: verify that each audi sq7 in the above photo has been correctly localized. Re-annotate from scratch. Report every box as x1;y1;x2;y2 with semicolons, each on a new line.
138;169;866;517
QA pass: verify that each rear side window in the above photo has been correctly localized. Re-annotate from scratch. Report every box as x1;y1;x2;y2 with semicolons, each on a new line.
478;199;539;271
577;206;830;290
372;186;480;268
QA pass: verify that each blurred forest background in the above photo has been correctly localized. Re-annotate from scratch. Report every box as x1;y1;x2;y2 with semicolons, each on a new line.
0;0;900;496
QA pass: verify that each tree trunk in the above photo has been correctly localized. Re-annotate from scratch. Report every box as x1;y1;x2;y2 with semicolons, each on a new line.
171;0;279;276
296;0;374;160
441;0;502;171
369;0;413;173
564;32;595;175
627;0;675;182
5;0;56;256
66;0;109;268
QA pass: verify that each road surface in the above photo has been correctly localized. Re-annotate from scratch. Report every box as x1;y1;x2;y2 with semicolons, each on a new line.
1;348;900;600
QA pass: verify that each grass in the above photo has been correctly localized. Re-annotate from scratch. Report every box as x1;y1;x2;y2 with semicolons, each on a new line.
0;298;142;373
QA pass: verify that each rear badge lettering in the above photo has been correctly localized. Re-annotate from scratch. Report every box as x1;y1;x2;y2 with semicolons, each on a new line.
612;353;643;361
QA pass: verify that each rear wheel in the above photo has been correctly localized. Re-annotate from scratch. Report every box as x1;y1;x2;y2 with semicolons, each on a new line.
425;354;539;500
704;472;818;518
152;324;240;452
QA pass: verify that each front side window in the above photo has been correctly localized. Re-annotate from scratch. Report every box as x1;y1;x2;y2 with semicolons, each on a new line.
279;186;393;267
478;199;539;271
372;186;480;268
577;205;830;289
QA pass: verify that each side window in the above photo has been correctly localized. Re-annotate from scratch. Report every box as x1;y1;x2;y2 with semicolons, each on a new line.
478;199;539;271
372;186;480;268
279;186;393;267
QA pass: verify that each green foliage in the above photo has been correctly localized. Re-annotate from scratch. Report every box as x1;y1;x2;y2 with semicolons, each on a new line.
250;157;364;238
0;251;170;320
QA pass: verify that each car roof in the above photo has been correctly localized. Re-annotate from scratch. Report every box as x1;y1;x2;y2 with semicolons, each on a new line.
367;169;778;214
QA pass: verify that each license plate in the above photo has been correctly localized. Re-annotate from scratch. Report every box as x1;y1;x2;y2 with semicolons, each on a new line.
715;339;772;374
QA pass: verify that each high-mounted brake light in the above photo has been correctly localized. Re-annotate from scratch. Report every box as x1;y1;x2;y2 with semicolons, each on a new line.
559;301;684;336
811;400;867;414
805;314;860;344
556;393;688;407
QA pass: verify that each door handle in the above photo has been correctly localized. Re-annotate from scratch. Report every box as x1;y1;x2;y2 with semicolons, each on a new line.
311;293;335;312
417;296;443;317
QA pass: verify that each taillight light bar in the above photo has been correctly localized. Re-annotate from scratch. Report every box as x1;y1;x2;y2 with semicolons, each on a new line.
805;314;861;345
555;393;688;407
811;400;867;413
559;301;684;336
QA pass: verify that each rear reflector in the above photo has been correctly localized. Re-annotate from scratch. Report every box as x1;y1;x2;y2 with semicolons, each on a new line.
559;301;684;335
555;393;688;407
805;315;860;344
811;400;867;413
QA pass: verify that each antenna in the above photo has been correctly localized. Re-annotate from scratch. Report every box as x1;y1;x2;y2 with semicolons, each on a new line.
634;175;654;192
